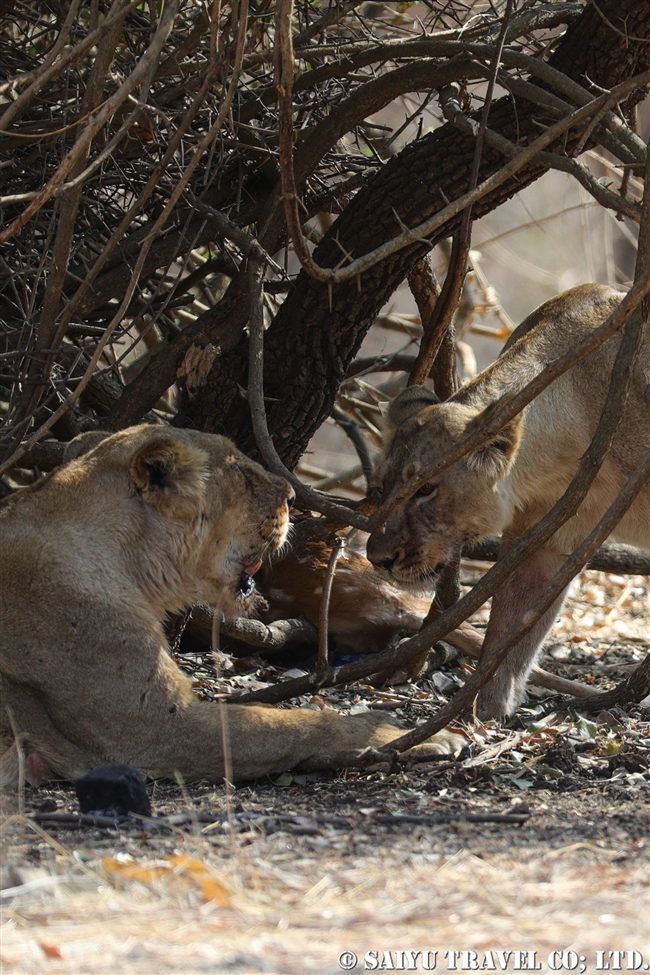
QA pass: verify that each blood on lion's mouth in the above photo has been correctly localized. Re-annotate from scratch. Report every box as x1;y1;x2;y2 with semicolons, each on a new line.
243;558;263;575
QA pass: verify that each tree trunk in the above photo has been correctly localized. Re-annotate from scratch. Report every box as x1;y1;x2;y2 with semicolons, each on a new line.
177;0;650;467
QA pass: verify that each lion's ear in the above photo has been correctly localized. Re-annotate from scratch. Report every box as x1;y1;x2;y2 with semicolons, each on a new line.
63;430;111;463
131;436;208;513
465;410;523;481
383;385;439;447
387;385;439;428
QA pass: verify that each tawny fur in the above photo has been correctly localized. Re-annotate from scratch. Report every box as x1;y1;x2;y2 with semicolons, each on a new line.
0;426;456;786
368;285;650;718
259;517;434;654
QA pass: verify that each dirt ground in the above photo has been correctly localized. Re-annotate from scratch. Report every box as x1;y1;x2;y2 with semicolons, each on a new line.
1;570;649;975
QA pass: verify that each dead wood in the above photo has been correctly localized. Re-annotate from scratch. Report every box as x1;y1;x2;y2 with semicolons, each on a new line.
464;539;650;576
191;605;318;653
560;652;650;713
177;0;650;465
444;626;607;702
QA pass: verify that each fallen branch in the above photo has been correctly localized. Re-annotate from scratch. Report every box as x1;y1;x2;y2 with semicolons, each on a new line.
190;606;318;651
445;626;608;701
464;539;650;575
26;806;530;835
560;651;650;712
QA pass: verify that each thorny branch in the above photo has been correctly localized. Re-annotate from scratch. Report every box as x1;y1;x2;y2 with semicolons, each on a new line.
1;0;646;469
276;66;650;286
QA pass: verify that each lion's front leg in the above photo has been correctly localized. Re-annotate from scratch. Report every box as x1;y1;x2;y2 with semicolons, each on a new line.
292;715;462;773
151;703;458;782
476;544;568;720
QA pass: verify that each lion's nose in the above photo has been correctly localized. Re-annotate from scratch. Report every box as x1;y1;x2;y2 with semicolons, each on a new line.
367;533;399;572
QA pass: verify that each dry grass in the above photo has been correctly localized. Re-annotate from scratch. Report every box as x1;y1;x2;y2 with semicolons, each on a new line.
2;826;649;974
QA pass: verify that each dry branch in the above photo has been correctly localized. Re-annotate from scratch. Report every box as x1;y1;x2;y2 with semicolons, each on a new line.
190;605;318;652
464;540;650;577
561;652;650;712
246;255;370;531
0;0;182;248
445;625;607;702
407;0;513;395
275;68;650;286
185;0;649;470
317;536;345;671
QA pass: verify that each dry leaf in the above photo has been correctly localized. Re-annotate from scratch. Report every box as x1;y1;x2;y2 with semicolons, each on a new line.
39;942;63;959
103;855;231;905
168;855;231;906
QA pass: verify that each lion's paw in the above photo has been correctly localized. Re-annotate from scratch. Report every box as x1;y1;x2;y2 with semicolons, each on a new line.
368;719;465;757
404;728;467;759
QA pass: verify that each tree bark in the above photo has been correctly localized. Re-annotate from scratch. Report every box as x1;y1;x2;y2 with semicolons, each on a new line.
176;0;650;465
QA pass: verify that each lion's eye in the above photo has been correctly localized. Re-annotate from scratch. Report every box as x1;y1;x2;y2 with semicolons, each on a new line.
415;482;437;499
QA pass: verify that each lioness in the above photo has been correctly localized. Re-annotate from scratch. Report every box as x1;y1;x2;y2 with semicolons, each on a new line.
0;426;455;787
368;285;650;719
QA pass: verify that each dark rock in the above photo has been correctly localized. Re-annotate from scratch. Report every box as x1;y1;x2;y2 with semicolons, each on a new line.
75;764;151;817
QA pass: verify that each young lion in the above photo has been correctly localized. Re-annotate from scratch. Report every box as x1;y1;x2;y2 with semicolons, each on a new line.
0;426;456;787
368;285;650;719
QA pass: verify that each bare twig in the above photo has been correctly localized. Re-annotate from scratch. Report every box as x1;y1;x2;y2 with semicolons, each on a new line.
317;536;345;671
0;1;182;247
211;603;235;835
408;0;513;391
446;109;641;223
406;255;443;388
13;7;131;447
331;407;374;489
0;1;251;472
0;0;129;129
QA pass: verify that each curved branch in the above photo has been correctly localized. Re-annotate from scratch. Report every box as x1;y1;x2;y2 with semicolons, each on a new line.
275;69;650;286
0;0;182;247
246;256;371;530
